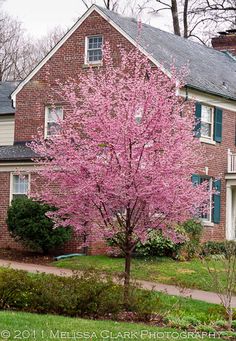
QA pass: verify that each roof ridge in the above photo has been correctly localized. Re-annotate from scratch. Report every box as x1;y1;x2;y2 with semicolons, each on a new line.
96;5;236;63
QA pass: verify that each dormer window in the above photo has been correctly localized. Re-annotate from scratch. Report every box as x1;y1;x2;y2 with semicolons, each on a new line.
45;106;63;138
85;35;103;64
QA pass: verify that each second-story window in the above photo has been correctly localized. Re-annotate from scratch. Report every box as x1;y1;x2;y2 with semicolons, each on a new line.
86;35;103;64
194;102;222;143
45;106;63;138
200;105;214;139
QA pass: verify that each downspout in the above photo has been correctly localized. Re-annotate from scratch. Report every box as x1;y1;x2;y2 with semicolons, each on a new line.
184;85;189;101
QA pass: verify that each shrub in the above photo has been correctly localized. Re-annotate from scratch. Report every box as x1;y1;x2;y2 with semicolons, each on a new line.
134;230;181;258
0;268;155;321
176;220;203;260
127;287;158;321
201;241;227;256
0;268;31;309
133;219;203;260
6;197;72;254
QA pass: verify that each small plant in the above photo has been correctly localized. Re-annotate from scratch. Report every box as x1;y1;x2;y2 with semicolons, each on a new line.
6;197;72;254
195;324;216;333
214;320;227;328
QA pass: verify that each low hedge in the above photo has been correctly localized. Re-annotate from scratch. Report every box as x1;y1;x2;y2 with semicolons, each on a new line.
0;268;155;321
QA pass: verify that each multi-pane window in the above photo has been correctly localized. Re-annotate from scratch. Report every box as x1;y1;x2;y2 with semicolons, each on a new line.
45;106;63;137
86;36;103;63
200;105;214;139
11;174;29;201
199;176;212;222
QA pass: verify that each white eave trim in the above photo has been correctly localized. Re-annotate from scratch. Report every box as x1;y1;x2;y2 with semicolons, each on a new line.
11;5;170;107
179;87;236;112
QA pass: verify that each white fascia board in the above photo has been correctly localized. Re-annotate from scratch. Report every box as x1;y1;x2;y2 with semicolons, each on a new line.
179;87;236;112
11;5;170;107
0;162;36;172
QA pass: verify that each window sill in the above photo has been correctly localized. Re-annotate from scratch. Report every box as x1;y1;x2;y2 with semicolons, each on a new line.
82;63;103;69
202;221;214;227
200;137;216;145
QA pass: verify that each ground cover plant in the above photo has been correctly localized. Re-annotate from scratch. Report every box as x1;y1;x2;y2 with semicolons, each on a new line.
30;44;209;303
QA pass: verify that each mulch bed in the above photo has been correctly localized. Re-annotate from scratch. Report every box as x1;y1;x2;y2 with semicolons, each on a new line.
0;248;54;265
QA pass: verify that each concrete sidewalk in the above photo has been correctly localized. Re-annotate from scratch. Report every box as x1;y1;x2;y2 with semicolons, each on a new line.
0;258;235;307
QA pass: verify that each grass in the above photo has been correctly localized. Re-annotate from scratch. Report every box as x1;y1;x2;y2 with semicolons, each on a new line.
0;311;222;341
147;291;224;323
53;255;227;292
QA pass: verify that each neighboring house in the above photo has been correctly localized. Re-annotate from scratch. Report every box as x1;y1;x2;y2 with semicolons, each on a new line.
1;5;236;253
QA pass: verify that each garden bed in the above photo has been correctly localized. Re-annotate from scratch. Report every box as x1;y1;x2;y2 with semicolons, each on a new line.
0;248;53;264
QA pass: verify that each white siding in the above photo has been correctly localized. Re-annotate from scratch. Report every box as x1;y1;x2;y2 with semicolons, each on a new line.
0;115;14;146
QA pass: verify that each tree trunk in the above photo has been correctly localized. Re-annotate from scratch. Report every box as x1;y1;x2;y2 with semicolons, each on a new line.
228;307;233;331
183;0;189;38
171;0;181;36
123;251;132;306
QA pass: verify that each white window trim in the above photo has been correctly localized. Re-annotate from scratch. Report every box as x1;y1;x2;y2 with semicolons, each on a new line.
10;172;31;204
84;35;103;65
44;106;63;139
200;105;214;142
200;137;216;145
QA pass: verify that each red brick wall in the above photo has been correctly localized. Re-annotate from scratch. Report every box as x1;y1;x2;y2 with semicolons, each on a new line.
0;172;24;249
200;108;236;242
212;34;236;55
0;10;235;254
14;10;134;142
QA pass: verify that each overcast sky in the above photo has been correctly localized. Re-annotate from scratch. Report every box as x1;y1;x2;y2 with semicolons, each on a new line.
2;0;172;38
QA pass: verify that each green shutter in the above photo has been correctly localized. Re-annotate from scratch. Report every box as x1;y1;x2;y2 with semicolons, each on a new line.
214;107;222;143
194;102;201;138
213;179;221;224
191;174;200;186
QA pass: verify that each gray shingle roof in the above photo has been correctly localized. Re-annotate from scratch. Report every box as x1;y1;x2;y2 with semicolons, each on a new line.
0;144;38;161
98;6;236;101
0;81;19;114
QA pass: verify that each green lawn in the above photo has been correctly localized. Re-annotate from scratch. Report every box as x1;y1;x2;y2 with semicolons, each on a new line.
0;311;222;341
53;255;227;292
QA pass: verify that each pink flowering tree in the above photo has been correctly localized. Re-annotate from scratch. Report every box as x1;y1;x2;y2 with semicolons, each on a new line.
30;45;209;302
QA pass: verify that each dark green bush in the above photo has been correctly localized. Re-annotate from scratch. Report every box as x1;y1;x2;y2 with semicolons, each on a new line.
134;230;180;258
0;268;155;321
201;241;227;256
0;268;31;309
6;197;72;254
132;220;203;260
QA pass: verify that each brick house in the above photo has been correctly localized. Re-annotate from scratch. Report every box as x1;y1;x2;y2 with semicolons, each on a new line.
1;5;236;253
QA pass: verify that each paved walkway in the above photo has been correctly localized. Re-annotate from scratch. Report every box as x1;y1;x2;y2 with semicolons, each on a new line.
0;259;236;307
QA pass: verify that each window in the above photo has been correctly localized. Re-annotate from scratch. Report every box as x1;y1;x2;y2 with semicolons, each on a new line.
192;174;221;225
134;108;143;124
199;176;212;223
45;106;63;137
200;105;214;139
85;36;103;64
11;174;29;202
194;102;223;143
